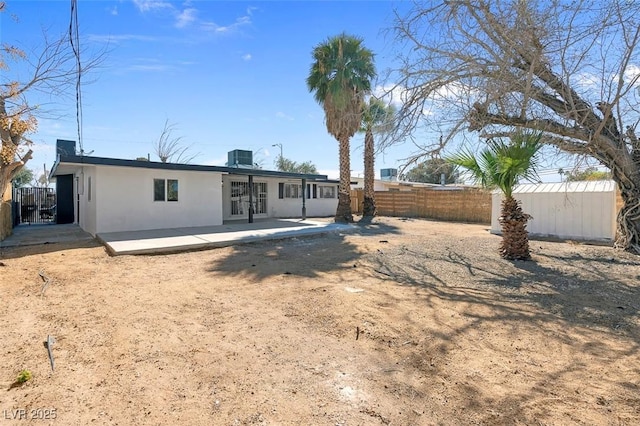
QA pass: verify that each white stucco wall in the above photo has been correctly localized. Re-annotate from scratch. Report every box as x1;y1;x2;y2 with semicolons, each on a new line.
267;180;338;218
491;182;617;241
221;176;338;220
91;166;223;234
270;196;337;218
78;166;97;235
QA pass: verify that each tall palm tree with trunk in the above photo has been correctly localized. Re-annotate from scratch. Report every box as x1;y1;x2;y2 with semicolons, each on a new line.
307;33;376;223
359;97;395;220
447;131;543;260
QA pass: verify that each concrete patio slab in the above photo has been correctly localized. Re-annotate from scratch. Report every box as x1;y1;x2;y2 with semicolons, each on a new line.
0;223;95;249
97;219;354;255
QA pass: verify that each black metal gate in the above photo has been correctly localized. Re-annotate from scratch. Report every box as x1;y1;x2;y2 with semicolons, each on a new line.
12;187;57;225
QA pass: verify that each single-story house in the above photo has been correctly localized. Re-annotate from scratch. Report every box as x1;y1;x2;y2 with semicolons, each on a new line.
491;180;618;242
49;140;339;235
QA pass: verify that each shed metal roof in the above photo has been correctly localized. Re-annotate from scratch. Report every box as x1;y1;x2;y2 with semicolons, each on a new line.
509;180;616;194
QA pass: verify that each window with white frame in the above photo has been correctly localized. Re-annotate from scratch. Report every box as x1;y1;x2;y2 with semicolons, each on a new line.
154;178;179;202
318;185;336;199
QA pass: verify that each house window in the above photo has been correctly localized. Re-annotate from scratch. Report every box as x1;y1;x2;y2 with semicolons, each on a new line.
154;179;179;202
284;183;302;199
318;185;336;199
167;179;179;201
154;179;165;201
88;176;92;202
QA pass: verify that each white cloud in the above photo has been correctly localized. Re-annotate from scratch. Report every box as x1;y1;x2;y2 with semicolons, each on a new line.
87;34;160;44
131;1;253;38
107;5;118;16
127;64;171;72
624;64;640;87
201;14;251;34
242;53;252;61
574;72;600;89
373;84;407;108
432;81;476;102
117;58;175;73
276;111;294;121
175;8;197;28
132;0;173;13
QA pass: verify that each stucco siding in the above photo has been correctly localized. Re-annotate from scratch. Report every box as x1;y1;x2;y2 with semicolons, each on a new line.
221;176;338;220
267;180;338;218
93;166;223;233
79;166;98;235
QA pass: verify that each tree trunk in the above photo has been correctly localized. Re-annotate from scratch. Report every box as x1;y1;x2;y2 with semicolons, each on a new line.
499;196;532;260
362;129;376;219
0;167;12;203
0;150;32;203
335;135;353;223
615;185;640;253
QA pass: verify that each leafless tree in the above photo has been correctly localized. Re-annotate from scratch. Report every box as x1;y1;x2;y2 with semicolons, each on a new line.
1;2;103;202
153;119;198;164
388;0;640;253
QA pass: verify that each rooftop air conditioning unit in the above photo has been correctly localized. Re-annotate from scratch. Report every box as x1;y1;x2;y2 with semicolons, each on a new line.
227;150;253;168
380;168;398;181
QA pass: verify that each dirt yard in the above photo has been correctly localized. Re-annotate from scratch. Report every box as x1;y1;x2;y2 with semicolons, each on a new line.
1;217;639;425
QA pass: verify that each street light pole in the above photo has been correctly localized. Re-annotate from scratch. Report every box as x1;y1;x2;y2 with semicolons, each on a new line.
272;143;283;159
272;143;283;170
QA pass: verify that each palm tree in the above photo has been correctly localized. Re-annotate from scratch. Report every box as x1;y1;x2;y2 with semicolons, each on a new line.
307;33;376;223
447;131;543;260
358;97;395;220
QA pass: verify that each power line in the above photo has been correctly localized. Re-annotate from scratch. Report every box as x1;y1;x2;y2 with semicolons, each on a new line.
69;0;83;154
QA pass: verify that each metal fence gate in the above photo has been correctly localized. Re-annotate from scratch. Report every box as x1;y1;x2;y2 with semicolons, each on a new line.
12;187;57;225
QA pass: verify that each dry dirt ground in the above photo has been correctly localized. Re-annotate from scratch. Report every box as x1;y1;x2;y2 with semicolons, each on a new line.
1;217;639;426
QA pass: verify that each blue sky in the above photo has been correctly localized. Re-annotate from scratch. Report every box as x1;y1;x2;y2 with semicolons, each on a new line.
3;0;417;180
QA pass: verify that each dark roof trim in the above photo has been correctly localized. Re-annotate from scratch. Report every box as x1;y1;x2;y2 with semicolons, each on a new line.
51;155;330;181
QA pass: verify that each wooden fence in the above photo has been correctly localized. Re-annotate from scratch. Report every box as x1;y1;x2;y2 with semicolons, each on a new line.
350;188;492;224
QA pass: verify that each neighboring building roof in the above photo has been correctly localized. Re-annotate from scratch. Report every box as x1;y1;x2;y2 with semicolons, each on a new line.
50;154;335;182
350;176;479;191
508;180;617;194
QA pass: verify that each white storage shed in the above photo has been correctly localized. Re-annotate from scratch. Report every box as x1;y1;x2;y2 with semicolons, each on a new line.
491;180;618;242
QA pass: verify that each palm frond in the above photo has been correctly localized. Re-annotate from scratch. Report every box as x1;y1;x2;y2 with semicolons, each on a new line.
446;130;543;197
307;33;377;141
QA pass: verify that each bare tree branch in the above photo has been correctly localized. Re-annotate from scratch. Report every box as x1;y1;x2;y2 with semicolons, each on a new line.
153;119;199;164
389;0;640;252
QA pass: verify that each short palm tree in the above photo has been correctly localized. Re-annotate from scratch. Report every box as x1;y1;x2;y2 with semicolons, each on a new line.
447;131;543;260
307;33;376;223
